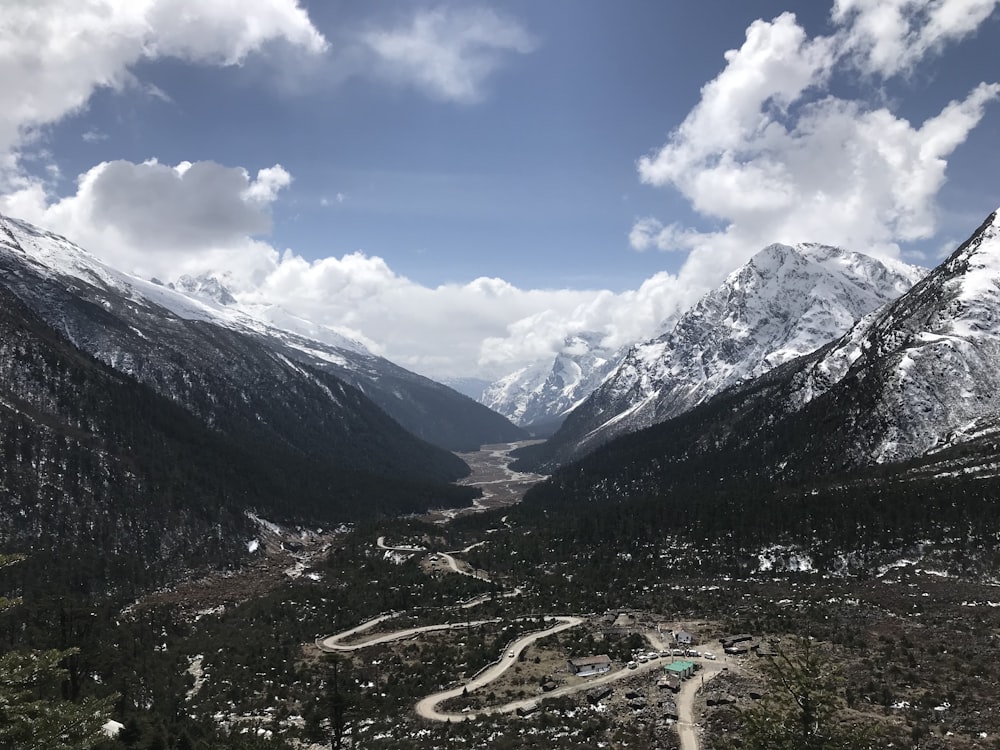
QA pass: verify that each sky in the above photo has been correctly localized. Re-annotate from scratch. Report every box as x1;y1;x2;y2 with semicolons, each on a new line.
1;0;999;382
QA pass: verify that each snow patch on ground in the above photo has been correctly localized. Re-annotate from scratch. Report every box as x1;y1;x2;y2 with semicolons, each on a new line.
246;512;283;535
186;655;206;701
756;545;815;573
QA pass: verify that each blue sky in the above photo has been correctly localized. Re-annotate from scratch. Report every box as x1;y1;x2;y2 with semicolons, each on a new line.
2;1;999;378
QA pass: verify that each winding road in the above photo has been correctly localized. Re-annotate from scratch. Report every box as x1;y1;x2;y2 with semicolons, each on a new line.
376;536;425;553
320;608;728;750
318;613;502;652
414;616;583;721
327;537;726;748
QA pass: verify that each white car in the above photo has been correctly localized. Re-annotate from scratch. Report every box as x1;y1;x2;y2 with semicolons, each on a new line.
627;661;638;670
703;652;717;660
508;650;516;658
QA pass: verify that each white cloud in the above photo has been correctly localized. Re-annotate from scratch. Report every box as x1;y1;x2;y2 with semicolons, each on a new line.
243;165;293;204
833;0;1000;76
629;217;708;254
362;6;537;103
633;4;1000;290
0;158;289;282
81;129;108;144
0;0;327;164
320;192;348;207
1;156;689;380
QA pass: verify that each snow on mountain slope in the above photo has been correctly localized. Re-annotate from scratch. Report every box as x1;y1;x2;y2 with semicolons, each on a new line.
481;332;622;433
525;207;1000;509
0;216;368;356
787;209;1000;463
0;214;525;451
534;242;925;467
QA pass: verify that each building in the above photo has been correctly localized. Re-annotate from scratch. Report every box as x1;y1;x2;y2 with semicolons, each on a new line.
568;655;612;676
756;641;778;657
663;660;696;680
657;677;681;693
674;629;696;646
662;697;679;720
612;612;637;630
720;634;752;649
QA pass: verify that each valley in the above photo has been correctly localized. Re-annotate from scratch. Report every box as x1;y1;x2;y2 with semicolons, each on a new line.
7;4;1000;748
58;441;994;750
5;213;1000;750
424;440;548;521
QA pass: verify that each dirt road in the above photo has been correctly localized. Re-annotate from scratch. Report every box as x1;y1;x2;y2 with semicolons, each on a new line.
318;615;501;652
646;630;732;750
329;542;729;746
438;551;491;580
321;608;729;748
675;661;727;750
375;536;425;553
414;616;583;721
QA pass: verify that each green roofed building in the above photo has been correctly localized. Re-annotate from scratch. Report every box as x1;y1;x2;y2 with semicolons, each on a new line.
664;660;696;680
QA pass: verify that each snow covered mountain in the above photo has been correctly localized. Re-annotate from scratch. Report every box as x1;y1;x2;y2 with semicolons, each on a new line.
523;242;925;468
481;332;622;435
0;215;498;587
525;208;1000;512
0;215;525;452
785;209;1000;465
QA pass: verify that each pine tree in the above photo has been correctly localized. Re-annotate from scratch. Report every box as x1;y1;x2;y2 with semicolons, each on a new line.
0;554;115;749
726;637;881;750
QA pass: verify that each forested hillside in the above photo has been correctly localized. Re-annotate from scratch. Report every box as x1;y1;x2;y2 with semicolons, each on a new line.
0;280;476;598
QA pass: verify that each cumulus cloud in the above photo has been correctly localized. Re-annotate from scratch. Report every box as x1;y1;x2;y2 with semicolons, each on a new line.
1;155;684;379
362;6;537;103
246;262;693;381
0;0;326;163
633;3;999;289
0;159;289;281
1;3;996;385
1;154;700;380
833;0;1000;76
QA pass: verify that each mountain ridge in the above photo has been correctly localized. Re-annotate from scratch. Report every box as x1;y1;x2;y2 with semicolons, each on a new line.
0;214;526;452
517;241;925;470
480;331;621;435
523;208;1000;512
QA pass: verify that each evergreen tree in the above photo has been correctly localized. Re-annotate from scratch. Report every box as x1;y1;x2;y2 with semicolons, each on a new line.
726;638;881;750
0;554;114;749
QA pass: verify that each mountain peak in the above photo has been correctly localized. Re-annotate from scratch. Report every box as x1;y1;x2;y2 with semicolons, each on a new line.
525;242;925;469
481;331;621;432
171;273;237;306
789;209;1000;463
0;213;526;453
